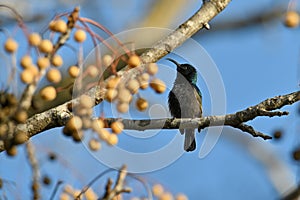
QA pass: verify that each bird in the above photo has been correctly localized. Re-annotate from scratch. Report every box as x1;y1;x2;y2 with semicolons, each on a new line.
167;58;202;152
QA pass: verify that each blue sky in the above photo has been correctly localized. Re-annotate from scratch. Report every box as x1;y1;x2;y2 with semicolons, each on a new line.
0;0;299;199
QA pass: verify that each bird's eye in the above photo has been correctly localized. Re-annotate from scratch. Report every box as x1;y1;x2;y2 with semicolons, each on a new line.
181;65;187;70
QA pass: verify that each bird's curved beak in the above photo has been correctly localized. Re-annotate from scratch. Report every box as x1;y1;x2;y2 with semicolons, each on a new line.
166;58;180;68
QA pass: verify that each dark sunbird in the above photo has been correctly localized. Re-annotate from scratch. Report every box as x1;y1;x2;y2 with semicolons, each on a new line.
167;58;202;152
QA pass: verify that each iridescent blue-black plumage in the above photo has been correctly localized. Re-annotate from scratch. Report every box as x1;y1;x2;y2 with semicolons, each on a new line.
167;58;202;152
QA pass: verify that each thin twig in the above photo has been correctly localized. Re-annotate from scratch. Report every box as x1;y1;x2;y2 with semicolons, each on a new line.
75;165;131;200
75;168;114;200
25;142;40;200
49;180;63;200
127;173;153;200
101;165;131;200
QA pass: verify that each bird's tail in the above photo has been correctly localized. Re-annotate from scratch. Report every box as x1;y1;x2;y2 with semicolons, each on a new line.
184;129;196;152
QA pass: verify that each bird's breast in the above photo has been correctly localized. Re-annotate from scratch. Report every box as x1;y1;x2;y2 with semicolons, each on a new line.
168;82;202;118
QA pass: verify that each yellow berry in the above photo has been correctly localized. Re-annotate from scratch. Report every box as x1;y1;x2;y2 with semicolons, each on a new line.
175;193;188;200
14;110;28;123
72;190;81;198
117;102;129;113
20;69;35;84
128;55;141;68
152;184;164;197
139;80;149;90
6;145;17;156
82;118;92;129
127;79;140;94
20;55;32;69
107;133;118;145
139;73;150;81
136;98;148;111
46;68;62;83
4;38;18;53
52;19;67;33
66;116;83;131
13;131;28;144
74;29;86;43
97;128;110;141
28;65;39;77
72;130;84;142
68;65;80;78
31;182;39;192
147;63;158;75
117;88;132;103
48;20;56;31
284;11;300;28
39;39;53;53
85;188;98;200
150;78;166;93
48;20;54;30
86;65;99;77
59;193;70;200
79;95;94;108
89;138;101;151
63;184;74;195
63;184;74;194
159;192;173;200
37;57;50;69
92;118;105;132
137;73;150;89
105;89;118;102
103;54;113;67
75;106;92;116
106;77;120;89
110;121;124;134
0;124;8;137
52;54;63;67
40;86;57;101
28;33;41;46
117;82;126;91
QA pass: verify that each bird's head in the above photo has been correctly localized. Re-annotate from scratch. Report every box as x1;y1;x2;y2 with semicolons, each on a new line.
166;58;197;83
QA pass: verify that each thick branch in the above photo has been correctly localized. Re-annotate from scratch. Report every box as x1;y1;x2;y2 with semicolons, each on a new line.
138;0;231;63
281;183;300;200
103;91;299;140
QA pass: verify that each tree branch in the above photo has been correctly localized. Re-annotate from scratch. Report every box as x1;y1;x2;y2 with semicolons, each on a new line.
281;183;300;200
103;91;299;140
139;0;231;63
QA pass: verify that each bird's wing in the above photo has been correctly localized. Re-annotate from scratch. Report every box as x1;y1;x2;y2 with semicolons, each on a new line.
192;84;202;133
192;83;202;98
168;90;181;118
192;83;202;115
